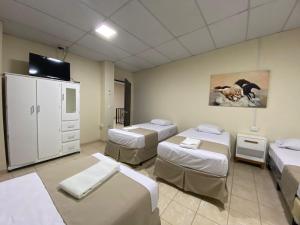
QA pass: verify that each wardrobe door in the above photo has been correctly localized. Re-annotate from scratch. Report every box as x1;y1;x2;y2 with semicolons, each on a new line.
62;82;80;121
6;75;38;168
37;79;62;160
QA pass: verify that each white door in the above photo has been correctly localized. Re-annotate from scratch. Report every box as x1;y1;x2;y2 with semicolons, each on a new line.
37;79;62;160
62;82;80;121
6;75;38;167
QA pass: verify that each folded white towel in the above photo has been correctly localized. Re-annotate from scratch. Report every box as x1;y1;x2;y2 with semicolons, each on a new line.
123;126;137;130
59;159;120;199
180;137;201;150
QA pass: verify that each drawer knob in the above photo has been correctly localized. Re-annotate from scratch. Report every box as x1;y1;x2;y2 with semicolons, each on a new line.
68;125;75;128
244;140;259;144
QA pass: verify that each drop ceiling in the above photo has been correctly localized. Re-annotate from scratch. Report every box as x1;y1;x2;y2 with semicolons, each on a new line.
0;0;299;72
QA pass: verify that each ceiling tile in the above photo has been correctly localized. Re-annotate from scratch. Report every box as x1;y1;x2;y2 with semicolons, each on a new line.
115;61;138;72
250;0;276;8
0;0;85;42
156;39;191;61
284;1;300;30
196;0;248;24
80;0;129;17
78;34;130;61
120;55;153;70
178;27;215;55
247;0;296;39
210;12;247;48
140;0;205;36
137;49;170;66
94;21;149;55
16;0;104;31
2;18;71;48
111;0;173;47
69;44;106;61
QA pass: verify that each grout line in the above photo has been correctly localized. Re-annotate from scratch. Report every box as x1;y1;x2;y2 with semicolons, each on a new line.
281;0;299;31
193;0;217;48
245;0;251;40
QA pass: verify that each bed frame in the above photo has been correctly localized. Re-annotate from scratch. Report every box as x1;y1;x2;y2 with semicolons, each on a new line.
267;153;298;225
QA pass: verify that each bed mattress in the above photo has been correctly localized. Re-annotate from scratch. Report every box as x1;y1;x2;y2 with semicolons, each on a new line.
157;128;230;177
108;123;177;148
269;143;300;197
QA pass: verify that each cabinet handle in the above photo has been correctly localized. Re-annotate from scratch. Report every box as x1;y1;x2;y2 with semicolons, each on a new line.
37;105;40;113
68;125;75;128
244;140;259;144
68;136;75;139
30;105;34;114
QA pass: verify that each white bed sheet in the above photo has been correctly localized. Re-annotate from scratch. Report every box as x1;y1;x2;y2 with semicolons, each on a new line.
108;123;177;148
157;128;231;177
0;173;65;225
93;153;158;212
269;143;300;197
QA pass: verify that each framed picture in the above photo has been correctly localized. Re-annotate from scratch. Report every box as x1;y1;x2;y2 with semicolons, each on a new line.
209;70;270;108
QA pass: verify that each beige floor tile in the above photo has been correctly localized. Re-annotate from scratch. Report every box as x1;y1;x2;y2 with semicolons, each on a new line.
231;183;258;202
173;191;201;211
162;201;196;225
159;182;179;199
0;172;13;182
257;188;284;210
158;194;173;214
228;209;261;225
161;219;172;225
260;205;290;225
192;214;219;225
233;173;256;189
230;195;260;219
197;200;228;225
10;166;36;178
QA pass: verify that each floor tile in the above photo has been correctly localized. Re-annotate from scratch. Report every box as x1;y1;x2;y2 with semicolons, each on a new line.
10;166;36;178
159;182;179;199
232;183;258;202
162;201;196;225
192;214;219;225
260;205;290;225
0;172;13;182
197;200;228;225
173;191;201;211
158;194;173;214
228;209;261;225
230;195;260;219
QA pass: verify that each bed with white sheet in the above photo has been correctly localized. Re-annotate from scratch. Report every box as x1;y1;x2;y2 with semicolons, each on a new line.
154;125;231;203
105;120;177;165
268;142;300;225
0;153;160;225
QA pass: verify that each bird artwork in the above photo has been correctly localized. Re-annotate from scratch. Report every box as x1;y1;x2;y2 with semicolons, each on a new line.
209;71;270;108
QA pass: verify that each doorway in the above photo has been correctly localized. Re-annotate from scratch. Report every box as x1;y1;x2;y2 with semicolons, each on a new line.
114;79;131;128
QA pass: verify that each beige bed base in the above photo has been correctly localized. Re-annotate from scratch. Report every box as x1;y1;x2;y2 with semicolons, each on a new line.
154;157;228;203
105;140;158;165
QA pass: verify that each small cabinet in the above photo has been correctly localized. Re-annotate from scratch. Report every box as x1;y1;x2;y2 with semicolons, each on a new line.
62;82;80;121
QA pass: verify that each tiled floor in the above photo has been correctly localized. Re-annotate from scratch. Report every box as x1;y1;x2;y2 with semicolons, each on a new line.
0;141;292;225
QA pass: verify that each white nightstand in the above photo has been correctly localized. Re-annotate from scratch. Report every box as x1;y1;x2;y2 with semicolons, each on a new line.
235;133;268;168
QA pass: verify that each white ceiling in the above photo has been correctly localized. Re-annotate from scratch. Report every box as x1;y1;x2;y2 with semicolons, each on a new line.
0;0;299;72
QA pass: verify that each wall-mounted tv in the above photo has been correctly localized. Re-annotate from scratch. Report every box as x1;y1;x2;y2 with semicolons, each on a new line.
29;53;70;81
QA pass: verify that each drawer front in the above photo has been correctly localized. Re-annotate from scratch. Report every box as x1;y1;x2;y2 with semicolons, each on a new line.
62;140;80;154
62;130;80;143
237;136;266;151
62;120;80;131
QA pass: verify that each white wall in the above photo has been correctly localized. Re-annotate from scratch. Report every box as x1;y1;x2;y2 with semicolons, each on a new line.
133;28;300;143
1;34;104;170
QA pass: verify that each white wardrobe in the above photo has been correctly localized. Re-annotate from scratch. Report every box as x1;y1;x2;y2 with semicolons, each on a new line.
4;73;80;170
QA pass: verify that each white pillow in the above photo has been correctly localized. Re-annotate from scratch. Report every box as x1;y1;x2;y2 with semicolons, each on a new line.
276;139;300;151
150;119;172;126
197;123;224;135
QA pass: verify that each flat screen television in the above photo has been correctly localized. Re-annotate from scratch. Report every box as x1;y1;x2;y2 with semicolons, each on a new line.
29;53;70;81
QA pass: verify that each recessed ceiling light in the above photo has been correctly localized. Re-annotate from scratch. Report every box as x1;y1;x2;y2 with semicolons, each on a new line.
95;24;117;39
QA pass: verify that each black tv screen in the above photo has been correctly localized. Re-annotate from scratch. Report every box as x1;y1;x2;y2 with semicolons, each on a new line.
29;53;70;81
